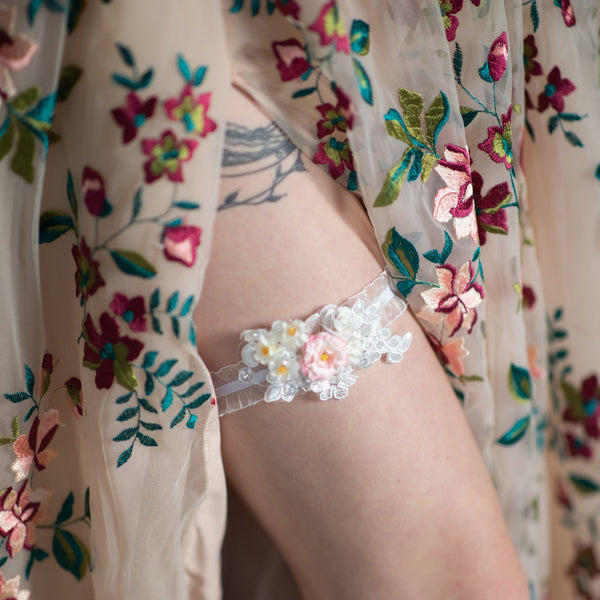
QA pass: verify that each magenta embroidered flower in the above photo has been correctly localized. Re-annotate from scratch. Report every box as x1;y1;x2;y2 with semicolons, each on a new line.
301;332;349;381
110;293;147;332
308;1;350;53
0;6;39;102
433;144;477;244
0;572;29;600
565;433;592;459
164;85;217;137
0;482;39;558
522;285;536;310
313;137;354;179
316;86;354;138
427;332;468;376
71;237;105;301
65;376;83;419
472;171;510;245
162;224;202;267
477;106;513;169
111;92;157;144
83;312;143;391
82;166;112;217
142;130;198;184
569;546;600;581
523;35;543;83
11;409;60;482
418;261;484;337
537;66;576;113
486;32;508;82
563;375;600;439
272;39;312;81
557;0;576;27
273;0;300;18
39;352;53;396
438;0;463;42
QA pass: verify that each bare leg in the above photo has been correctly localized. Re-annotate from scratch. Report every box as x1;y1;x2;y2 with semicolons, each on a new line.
195;88;529;600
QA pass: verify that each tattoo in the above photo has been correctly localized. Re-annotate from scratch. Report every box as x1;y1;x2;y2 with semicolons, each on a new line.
219;121;305;210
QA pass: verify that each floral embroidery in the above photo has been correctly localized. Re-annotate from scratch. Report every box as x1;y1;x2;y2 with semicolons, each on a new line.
315;89;352;137
162;224;202;267
523;34;543;83
273;0;300;19
472;171;511;244
82;166;112;217
141;129;198;184
64;377;83;419
537;66;575;113
71;237;105;302
418;261;484;336
427;332;468;377
164;85;217;137
478;106;513;169
556;0;576;27
0;483;39;558
272;39;312;81
439;0;462;42
111;92;157;143
110;293;147;332
313;137;353;179
0;572;29;600
308;1;350;54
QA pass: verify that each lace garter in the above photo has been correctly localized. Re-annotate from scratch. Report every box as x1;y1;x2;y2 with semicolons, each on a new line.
212;271;412;417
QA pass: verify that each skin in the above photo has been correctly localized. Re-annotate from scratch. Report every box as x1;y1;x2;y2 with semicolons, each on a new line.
194;87;530;600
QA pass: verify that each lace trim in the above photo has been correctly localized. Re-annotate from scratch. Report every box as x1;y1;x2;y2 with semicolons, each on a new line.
212;271;412;417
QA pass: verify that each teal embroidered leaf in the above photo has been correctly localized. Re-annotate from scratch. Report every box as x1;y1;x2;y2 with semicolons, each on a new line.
171;316;180;338
27;0;43;24
185;393;211;410
374;148;412;207
111;74;138;89
113;428;137;442
144;372;155;396
292;87;317;98
230;0;243;11
548;116;559;134
352;58;373;105
560;113;583;122
138;397;158;414
460;106;479;128
194;67;207;87
187;414;198;429
27;93;56;124
66;170;78;219
116;407;139;422
569;473;600;494
497;415;530;445
381;228;419;298
151;316;162;334
140;421;162;431
155;359;177;377
508;363;532;402
174;201;200;210
136;432;158;447
179;381;205;399
39;210;75;243
142;351;158;369
55;492;74;524
169;371;194;387
180;295;194;316
84;487;90;520
12;121;36;183
478;61;493;83
4;391;29;404
564;131;583;147
350;19;370;55
189;325;196;346
161;387;173;412
150;289;160;311
424;231;453;264
167;292;179;313
530;1;540;32
116;44;135;68
424;91;449;148
0;119;15;161
25;547;49;580
117;446;133;467
109;250;157;278
25;364;35;396
453;43;463;83
138;68;154;90
131;188;142;220
177;54;191;82
66;0;85;33
52;529;90;580
384;109;412;145
115;392;133;404
170;408;186;428
24;406;36;423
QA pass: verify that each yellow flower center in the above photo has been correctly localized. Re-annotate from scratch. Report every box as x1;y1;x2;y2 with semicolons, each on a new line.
277;365;287;376
261;346;270;356
287;326;297;336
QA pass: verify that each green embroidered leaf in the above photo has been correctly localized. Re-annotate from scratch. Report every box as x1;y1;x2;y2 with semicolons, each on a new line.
116;43;135;68
66;0;85;33
398;88;427;145
548;115;559;134
39;210;75;243
117;445;133;467
350;19;370;55
4;391;30;403
453;43;463;83
25;364;35;396
115;392;133;405
353;58;373;105
11;87;40;112
170;407;186;428
292;87;317;98
117;407;139;422
11;416;19;439
52;529;90;580
138;68;154;90
569;473;600;494
113;427;137;442
0;119;15;161
0;438;14;446
420;152;437;182
384;109;411;145
140;420;162;431
136;432;158;447
169;371;194;387
185;393;211;410
424;92;449;148
560;380;585;420
113;360;139;391
374;148;412;207
166;292;179;313
180;295;194;317
155;359;177;378
57;65;83;102
179;381;205;399
109;250;157;278
382;228;419;281
55;492;74;524
138;397;158;414
161;387;173;412
460;105;479;128
497;415;530;445
564;131;583;147
11;121;36;183
508;363;532;403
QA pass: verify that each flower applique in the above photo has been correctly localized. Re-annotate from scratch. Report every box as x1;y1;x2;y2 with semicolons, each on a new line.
236;292;412;403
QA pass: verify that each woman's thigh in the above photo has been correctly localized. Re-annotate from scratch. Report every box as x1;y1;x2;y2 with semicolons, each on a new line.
194;87;528;600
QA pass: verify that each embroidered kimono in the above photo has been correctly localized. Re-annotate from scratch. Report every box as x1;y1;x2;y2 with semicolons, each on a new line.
1;0;600;598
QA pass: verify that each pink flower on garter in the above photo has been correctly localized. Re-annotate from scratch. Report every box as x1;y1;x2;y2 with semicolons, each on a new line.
10;409;60;482
486;32;508;82
308;1;350;53
0;572;29;600
301;332;348;381
111;92;157;144
537;66;575;113
0;482;39;558
162;224;202;267
164;85;217;137
110;293;146;332
0;6;39;101
65;376;83;419
433;144;478;244
418;261;484;337
272;39;311;81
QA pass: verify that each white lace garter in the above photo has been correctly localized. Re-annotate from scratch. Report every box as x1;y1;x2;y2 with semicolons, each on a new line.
212;271;412;417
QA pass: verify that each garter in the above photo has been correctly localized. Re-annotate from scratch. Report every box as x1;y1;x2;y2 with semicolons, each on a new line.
212;271;412;417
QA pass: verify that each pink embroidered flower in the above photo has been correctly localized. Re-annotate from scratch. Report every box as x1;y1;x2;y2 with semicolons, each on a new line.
11;410;60;482
272;39;312;81
427;332;468;376
71;237;105;301
0;6;39;102
522;285;536;310
82;166;112;217
472;171;510;245
83;312;143;391
110;293;146;332
0;482;39;558
523;35;543;83
0;572;29;600
111;92;157;144
65;376;83;419
433;144;477;244
418;261;484;337
164;85;217;137
313;137;354;179
301;332;348;381
477;106;513;169
308;1;350;53
162;224;202;267
537;66;576;113
438;0;463;42
316;86;354;138
563;375;600;439
486;32;508;82
565;433;592;459
557;0;575;27
527;344;546;381
141;130;198;184
273;0;300;18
